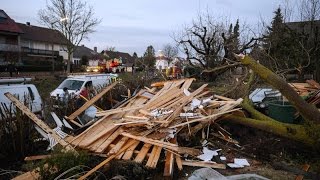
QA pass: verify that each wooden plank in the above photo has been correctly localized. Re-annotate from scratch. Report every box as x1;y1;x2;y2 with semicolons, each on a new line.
95;128;124;153
80;95;103;111
145;145;161;168
169;108;242;128
134;143;152;163
161;84;208;127
24;155;51;161
78;139;137;180
12;169;40;180
5;93;75;152
163;150;174;177
108;136;129;155
122;140;140;160
121;132;201;156
163;139;176;177
181;160;226;169
87;127;118;151
149;146;162;168
143;87;182;110
175;155;183;170
181;78;195;90
67;82;117;121
214;94;235;101
306;80;320;89
96;105;144;117
77;119;120;148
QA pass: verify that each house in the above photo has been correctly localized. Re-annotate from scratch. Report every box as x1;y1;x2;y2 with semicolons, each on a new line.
155;50;169;70
102;50;134;72
73;45;101;66
0;9;69;71
17;22;69;67
0;10;23;65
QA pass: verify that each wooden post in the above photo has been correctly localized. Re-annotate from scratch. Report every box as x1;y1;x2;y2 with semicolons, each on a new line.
66;82;117;122
5;93;75;152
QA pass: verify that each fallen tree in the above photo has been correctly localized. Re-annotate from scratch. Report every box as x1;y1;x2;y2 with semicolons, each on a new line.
188;55;320;146
227;55;320;146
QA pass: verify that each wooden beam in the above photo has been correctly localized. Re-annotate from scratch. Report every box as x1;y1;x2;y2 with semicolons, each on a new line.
95;128;124;153
108;136;129;155
175;155;183;170
96;105;144;117
122;140;140;160
24;155;51;161
12;169;40;180
121;132;200;156
78;139;137;180
146;145;162;168
5;93;75;152
163;138;176;177
134;143;152;163
67;82;117;121
80;95;103;111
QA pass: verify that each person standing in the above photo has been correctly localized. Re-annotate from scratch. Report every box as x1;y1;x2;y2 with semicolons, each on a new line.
7;62;17;77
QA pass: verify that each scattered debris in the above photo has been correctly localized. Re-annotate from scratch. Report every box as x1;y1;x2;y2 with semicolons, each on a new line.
8;78;247;179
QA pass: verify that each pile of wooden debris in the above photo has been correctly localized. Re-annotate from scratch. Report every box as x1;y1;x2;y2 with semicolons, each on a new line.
9;78;244;179
289;80;320;107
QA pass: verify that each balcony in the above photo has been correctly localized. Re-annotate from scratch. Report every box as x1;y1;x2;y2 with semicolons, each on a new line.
0;43;20;52
21;47;59;57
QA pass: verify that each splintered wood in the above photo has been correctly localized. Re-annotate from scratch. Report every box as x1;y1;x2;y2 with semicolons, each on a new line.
8;78;242;179
71;78;243;178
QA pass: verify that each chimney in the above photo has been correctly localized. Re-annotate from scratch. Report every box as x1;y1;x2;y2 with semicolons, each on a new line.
94;47;97;52
26;22;30;26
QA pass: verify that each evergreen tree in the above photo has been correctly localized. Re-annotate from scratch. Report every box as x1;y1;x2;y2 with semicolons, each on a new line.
143;45;156;68
264;7;302;72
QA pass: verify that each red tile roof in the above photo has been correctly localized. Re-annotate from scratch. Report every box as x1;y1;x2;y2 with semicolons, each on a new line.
0;10;23;34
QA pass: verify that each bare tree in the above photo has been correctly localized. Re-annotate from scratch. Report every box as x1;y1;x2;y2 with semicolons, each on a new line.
174;14;225;70
174;13;258;77
38;0;101;73
105;46;116;52
162;44;178;63
299;0;320;21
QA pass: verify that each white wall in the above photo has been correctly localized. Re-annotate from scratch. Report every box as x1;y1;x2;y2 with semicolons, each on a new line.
155;59;168;70
21;40;66;51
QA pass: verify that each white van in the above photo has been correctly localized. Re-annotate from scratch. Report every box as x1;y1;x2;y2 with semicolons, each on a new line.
50;73;118;99
0;79;42;119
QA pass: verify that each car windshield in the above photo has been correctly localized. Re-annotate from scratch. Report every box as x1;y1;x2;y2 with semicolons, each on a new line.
58;80;84;90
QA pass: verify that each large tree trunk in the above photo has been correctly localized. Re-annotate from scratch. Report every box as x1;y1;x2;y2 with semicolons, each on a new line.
239;55;320;124
227;97;316;146
227;115;314;145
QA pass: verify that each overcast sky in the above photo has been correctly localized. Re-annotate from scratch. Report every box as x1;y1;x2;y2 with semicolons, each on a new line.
3;0;283;56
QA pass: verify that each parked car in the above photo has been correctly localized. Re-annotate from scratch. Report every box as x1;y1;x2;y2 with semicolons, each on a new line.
50;73;118;100
0;78;42;119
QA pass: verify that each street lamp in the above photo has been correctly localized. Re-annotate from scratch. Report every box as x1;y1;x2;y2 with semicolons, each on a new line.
50;17;68;74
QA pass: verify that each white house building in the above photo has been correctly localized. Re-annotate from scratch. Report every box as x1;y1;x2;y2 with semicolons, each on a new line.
155;50;169;70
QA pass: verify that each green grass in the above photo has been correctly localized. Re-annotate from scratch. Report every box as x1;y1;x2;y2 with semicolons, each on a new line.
31;78;64;100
